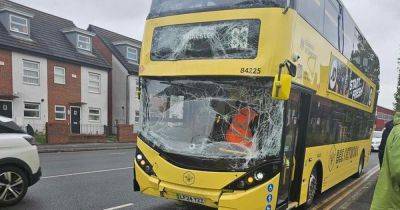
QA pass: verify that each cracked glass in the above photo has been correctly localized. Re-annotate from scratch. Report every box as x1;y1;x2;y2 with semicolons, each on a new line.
151;20;260;61
140;78;284;169
149;0;286;18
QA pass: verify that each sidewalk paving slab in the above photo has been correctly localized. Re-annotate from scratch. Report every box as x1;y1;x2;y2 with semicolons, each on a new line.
37;142;136;153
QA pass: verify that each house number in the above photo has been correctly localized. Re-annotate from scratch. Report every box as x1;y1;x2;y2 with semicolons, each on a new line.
2;105;7;110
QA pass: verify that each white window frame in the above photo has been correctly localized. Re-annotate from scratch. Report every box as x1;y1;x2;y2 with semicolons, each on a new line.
22;60;40;86
24;102;40;119
88;72;101;94
135;110;140;123
9;14;29;35
88;108;101;123
55;105;66;121
77;34;92;51
126;47;138;62
54;66;66;85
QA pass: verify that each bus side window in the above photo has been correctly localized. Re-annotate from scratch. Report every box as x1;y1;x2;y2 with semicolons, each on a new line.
296;0;325;33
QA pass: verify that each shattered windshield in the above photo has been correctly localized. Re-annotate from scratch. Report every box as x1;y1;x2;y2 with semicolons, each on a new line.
140;78;284;168
149;0;286;18
151;20;260;61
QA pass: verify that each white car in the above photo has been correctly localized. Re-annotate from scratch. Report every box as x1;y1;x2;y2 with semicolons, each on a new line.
0;116;41;207
371;131;383;152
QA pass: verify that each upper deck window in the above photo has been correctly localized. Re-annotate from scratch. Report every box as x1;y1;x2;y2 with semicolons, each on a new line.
149;0;286;19
151;19;261;61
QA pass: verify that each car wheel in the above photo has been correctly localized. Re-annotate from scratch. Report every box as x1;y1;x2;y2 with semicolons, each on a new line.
304;167;319;208
0;166;28;207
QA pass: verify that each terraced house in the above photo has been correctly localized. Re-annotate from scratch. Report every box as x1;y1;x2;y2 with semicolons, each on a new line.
0;0;111;140
88;25;141;132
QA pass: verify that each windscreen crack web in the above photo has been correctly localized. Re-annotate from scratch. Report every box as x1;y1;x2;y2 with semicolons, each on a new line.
151;20;260;61
140;78;284;169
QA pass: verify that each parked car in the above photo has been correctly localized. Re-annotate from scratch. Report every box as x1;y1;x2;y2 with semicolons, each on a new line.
371;131;383;152
0;116;41;207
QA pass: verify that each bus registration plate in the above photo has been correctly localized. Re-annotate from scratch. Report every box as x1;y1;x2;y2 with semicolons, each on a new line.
176;194;205;204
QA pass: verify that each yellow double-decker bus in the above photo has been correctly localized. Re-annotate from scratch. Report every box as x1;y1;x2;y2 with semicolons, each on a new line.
133;0;380;209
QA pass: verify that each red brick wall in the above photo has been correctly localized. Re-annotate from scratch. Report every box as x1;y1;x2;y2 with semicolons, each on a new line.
47;59;81;123
46;122;107;144
46;122;70;144
93;35;113;126
0;49;13;97
117;124;137;142
375;106;395;131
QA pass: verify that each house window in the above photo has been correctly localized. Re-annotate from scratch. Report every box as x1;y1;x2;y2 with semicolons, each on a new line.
54;66;66;84
55;105;66;120
77;34;91;51
88;72;101;93
10;14;29;35
89;108;101;122
23;60;40;85
127;47;138;62
135;110;140;123
24;102;40;118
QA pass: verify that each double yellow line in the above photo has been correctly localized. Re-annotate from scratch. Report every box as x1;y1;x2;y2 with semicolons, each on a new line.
312;165;380;210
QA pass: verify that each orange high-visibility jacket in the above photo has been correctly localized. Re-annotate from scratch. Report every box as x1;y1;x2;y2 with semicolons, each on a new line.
226;107;258;148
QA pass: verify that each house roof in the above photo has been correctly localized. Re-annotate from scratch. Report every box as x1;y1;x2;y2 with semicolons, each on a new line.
88;25;141;75
0;0;111;70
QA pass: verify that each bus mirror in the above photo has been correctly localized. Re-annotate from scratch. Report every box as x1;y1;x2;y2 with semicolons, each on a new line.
287;62;297;77
272;74;292;101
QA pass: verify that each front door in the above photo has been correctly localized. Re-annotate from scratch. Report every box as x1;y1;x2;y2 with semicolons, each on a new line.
0;101;12;118
277;87;312;208
71;107;81;134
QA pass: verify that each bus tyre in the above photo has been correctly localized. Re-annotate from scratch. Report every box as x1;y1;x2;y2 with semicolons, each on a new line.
355;153;365;178
0;166;28;207
305;167;318;208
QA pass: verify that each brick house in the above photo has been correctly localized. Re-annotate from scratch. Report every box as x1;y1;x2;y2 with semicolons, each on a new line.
375;106;395;131
0;0;111;138
88;25;141;132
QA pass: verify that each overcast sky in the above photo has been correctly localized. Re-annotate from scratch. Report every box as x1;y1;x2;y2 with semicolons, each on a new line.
13;0;399;109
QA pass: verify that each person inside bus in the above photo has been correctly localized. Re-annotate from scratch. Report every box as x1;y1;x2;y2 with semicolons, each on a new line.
371;112;400;209
225;101;259;148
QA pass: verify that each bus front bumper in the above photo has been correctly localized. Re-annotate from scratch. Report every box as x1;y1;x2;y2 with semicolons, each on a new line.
134;164;280;210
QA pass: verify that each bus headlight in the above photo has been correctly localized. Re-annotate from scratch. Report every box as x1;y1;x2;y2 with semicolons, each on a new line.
135;149;156;176
224;163;278;190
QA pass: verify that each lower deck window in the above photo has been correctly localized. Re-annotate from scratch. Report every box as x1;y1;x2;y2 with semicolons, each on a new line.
24;102;40;118
55;105;66;120
89;108;101;122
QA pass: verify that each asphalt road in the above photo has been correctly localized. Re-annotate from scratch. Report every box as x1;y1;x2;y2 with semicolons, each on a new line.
4;149;379;210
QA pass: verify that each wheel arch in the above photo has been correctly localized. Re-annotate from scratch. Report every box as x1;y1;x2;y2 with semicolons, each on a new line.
314;160;323;193
0;158;33;185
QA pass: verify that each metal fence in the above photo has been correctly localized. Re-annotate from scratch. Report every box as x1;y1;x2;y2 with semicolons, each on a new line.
75;124;106;135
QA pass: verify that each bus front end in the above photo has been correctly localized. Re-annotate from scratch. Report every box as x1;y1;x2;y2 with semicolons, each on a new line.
134;1;296;210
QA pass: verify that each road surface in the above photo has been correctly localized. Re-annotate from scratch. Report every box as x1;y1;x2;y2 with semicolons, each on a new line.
4;149;379;210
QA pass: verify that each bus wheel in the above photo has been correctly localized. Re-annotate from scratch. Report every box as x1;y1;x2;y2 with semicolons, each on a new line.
305;167;318;208
355;153;365;178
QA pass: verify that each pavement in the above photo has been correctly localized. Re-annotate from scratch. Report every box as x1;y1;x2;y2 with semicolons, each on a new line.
37;142;136;153
4;149;380;210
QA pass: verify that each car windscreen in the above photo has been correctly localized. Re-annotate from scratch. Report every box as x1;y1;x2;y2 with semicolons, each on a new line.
0;121;25;134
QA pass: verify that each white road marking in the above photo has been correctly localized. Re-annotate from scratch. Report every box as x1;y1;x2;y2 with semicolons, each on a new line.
312;165;380;209
42;167;133;179
104;203;134;210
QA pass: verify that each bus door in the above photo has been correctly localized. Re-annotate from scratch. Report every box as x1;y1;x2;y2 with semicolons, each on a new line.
277;87;312;209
